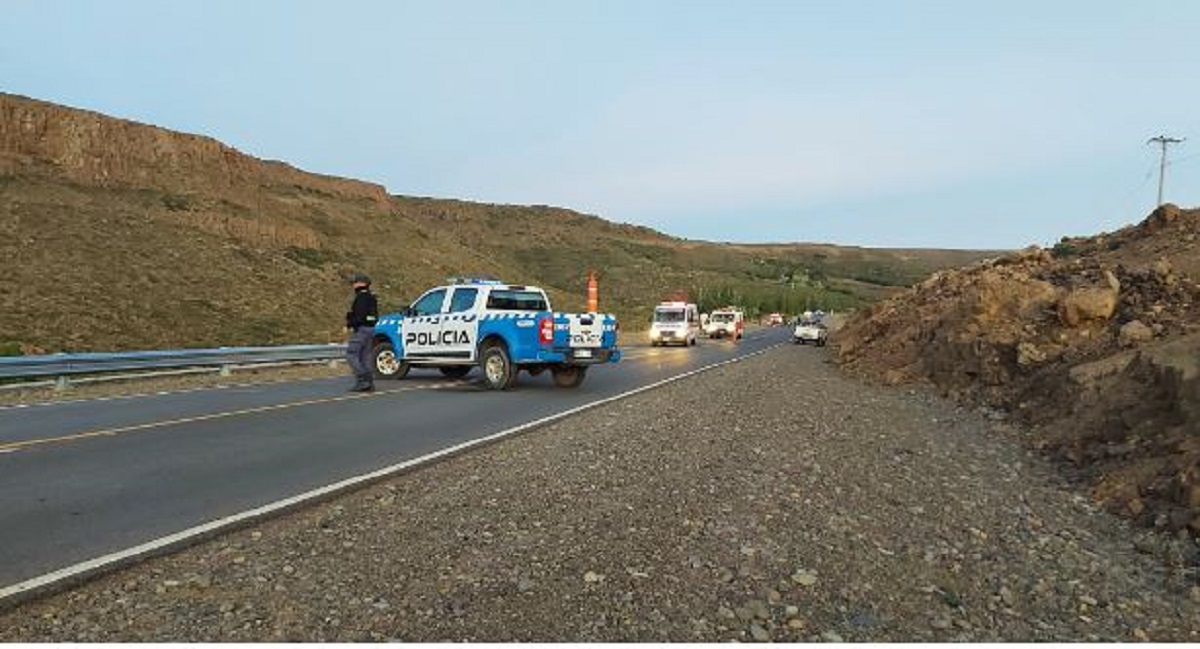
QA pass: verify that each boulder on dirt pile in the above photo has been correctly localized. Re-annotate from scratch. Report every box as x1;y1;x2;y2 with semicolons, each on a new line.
1058;270;1120;327
1118;320;1154;347
1142;203;1181;233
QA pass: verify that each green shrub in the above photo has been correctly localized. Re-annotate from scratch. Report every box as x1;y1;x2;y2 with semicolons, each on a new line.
161;193;191;211
284;247;334;269
1051;242;1079;258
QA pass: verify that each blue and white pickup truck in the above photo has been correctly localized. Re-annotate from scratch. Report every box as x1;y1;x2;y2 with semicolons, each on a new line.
372;279;621;390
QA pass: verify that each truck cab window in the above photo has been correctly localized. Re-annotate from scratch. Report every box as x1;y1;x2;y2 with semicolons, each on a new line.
449;288;478;313
410;289;447;316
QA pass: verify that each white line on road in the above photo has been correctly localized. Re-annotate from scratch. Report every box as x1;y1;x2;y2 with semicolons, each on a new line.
0;340;785;605
0;381;468;455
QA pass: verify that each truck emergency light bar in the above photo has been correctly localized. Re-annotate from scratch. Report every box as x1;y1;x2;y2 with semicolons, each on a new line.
448;277;505;285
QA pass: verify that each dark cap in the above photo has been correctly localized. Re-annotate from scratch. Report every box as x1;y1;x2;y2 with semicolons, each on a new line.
349;272;371;285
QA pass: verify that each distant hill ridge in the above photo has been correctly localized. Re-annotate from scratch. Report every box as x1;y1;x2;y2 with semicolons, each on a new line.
0;93;387;205
0;93;998;353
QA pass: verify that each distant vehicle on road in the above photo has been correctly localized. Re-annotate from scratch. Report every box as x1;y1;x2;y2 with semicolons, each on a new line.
767;312;785;327
793;318;828;346
704;308;744;340
800;309;828;323
649;301;699;347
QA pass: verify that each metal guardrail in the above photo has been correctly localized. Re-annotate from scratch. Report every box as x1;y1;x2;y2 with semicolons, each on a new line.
0;344;347;389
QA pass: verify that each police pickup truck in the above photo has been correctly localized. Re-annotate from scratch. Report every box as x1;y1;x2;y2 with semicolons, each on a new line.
372;279;621;390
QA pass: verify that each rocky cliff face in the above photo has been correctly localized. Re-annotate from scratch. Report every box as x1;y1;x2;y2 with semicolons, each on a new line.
0;93;389;206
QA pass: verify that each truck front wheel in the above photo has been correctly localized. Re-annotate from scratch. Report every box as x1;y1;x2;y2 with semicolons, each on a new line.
373;340;410;380
551;365;587;388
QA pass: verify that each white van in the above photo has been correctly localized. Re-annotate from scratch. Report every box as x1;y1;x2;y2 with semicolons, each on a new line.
649;302;700;347
704;308;744;340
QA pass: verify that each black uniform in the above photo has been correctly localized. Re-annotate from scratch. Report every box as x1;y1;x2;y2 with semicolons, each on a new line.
345;287;378;390
346;288;379;331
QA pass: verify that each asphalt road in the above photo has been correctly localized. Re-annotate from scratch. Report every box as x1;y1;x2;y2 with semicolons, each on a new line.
0;327;793;590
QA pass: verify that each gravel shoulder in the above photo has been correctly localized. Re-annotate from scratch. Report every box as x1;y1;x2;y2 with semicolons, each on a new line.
2;344;1197;641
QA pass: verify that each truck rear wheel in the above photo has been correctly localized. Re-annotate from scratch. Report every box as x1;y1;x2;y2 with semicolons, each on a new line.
481;342;516;390
373;340;410;380
551;366;587;388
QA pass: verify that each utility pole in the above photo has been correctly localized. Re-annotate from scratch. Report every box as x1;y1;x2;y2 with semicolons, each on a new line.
1147;135;1185;207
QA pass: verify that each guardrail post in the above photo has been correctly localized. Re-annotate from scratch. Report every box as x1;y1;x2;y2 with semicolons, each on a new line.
54;375;71;392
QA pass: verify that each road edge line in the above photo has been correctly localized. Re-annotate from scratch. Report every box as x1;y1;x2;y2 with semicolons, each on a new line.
0;341;784;609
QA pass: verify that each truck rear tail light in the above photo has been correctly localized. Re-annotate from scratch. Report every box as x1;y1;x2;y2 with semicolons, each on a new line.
539;317;554;344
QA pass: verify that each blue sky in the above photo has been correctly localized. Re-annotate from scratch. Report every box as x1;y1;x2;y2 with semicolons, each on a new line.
3;0;1200;249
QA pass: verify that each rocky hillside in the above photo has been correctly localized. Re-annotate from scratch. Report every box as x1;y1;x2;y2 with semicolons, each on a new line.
0;93;996;354
835;204;1200;535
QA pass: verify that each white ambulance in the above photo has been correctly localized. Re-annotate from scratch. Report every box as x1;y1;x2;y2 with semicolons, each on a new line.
649;301;700;347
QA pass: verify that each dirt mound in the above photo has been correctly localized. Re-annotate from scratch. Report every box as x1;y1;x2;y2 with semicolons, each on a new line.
835;205;1200;534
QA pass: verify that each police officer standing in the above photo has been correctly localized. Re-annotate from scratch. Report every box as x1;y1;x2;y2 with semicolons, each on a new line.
345;272;378;392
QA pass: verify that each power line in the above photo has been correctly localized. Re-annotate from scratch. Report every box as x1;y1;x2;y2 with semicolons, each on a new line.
1105;159;1160;227
1147;135;1185;206
1166;151;1200;167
